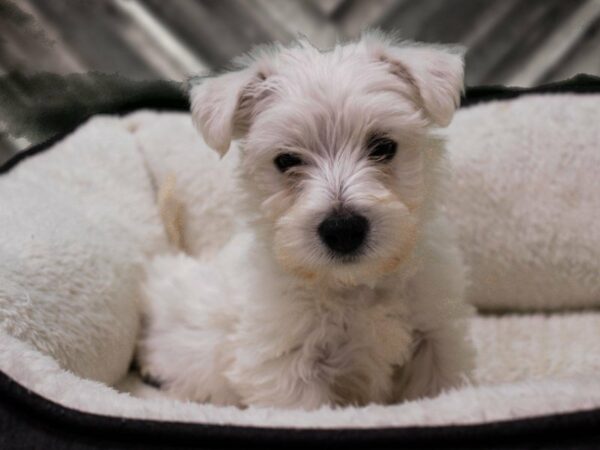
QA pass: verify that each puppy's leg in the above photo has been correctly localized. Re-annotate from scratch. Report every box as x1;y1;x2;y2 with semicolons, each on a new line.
395;218;475;401
137;253;240;406
394;315;474;401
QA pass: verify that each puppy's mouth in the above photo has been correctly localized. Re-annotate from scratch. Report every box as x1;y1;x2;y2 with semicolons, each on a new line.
326;249;365;265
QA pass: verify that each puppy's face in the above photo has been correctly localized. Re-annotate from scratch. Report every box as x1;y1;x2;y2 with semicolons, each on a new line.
191;34;464;285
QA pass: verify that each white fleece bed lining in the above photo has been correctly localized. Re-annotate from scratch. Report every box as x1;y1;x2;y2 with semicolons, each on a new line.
1;92;599;428
3;313;600;429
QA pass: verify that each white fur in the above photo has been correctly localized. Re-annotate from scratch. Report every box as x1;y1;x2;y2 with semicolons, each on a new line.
138;34;474;409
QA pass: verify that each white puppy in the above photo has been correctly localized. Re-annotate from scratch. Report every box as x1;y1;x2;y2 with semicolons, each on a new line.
137;33;474;410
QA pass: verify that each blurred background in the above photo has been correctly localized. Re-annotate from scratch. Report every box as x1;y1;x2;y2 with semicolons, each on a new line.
1;0;600;164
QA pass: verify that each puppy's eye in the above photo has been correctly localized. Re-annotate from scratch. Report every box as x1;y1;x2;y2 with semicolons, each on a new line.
368;137;397;162
274;153;303;173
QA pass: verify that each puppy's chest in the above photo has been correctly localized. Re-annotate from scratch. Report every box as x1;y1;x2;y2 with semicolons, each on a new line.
309;287;415;402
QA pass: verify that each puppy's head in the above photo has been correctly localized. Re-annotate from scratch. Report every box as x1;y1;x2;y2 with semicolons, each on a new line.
190;33;464;286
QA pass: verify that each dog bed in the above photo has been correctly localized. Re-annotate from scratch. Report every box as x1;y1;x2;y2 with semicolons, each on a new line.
1;76;600;449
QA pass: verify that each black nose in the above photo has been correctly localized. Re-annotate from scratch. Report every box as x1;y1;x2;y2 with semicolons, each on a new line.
317;211;369;256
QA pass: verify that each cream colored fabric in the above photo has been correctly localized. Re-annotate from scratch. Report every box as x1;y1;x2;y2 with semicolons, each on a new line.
1;311;599;428
445;94;600;311
0;118;168;384
0;94;598;426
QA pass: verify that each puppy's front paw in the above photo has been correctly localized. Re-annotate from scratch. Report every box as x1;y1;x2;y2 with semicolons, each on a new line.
394;325;474;401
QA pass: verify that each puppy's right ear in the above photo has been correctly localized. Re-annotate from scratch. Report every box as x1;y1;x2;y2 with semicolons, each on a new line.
189;66;272;156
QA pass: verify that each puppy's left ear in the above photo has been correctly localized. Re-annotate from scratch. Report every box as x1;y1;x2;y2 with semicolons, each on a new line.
189;65;272;156
377;43;465;127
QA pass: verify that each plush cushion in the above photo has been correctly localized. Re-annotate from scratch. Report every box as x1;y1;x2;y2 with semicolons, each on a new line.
0;118;167;384
445;94;600;311
0;86;599;445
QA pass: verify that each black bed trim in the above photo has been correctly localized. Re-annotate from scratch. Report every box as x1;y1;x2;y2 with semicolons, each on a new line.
1;74;600;449
0;130;72;175
2;370;600;449
460;73;600;107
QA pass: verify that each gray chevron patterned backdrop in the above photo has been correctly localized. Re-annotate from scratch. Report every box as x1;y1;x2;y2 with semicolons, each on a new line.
1;0;600;162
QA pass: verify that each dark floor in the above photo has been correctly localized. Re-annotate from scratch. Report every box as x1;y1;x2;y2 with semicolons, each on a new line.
1;0;600;161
